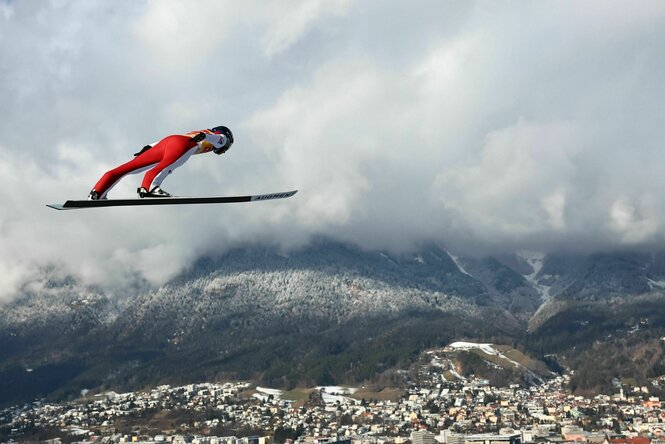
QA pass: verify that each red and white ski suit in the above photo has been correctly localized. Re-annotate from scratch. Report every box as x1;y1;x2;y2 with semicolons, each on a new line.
92;129;226;198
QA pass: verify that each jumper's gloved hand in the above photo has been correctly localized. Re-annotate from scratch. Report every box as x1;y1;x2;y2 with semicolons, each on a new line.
133;145;153;157
190;132;206;143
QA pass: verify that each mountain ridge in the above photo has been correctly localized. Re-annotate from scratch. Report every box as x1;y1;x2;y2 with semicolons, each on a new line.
2;240;665;405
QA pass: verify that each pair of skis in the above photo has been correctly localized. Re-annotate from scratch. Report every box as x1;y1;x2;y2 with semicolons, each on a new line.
47;190;298;210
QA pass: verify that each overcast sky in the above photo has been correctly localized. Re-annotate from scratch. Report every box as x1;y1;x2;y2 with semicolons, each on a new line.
1;0;665;299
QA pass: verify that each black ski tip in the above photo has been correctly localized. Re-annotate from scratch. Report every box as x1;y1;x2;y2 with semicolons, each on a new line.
46;204;70;211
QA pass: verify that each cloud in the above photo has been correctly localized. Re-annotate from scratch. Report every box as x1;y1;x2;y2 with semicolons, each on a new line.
609;196;661;244
246;60;383;228
134;0;235;71
0;261;33;301
434;119;580;241
0;147;193;289
260;0;353;56
1;1;665;300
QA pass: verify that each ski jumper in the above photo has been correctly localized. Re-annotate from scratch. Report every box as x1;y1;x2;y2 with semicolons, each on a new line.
91;130;224;198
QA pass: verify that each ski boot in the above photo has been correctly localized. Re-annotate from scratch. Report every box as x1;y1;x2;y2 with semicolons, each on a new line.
87;190;106;201
138;186;171;198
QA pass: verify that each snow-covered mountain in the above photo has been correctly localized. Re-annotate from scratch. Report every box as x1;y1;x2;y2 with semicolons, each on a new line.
2;241;665;405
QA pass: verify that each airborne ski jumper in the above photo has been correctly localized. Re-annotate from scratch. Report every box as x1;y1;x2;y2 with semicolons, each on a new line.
46;125;297;210
88;126;234;200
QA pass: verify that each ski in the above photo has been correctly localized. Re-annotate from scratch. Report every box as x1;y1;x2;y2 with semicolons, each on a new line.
47;190;298;210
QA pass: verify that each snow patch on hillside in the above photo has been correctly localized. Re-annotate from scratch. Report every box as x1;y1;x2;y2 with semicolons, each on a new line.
316;386;360;404
447;253;472;276
316;386;358;395
253;386;283;401
518;252;551;301
448;362;467;381
648;278;665;290
448;341;498;356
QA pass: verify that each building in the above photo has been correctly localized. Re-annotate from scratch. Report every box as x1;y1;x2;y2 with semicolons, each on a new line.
442;430;465;444
411;430;437;444
464;433;521;444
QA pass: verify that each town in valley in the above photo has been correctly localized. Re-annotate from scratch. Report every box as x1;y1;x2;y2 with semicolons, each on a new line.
2;344;664;444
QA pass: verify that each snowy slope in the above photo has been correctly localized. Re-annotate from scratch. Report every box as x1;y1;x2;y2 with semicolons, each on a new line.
518;252;552;301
